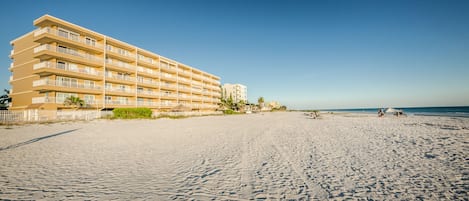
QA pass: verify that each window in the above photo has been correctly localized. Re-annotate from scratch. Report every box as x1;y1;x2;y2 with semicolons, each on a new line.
85;37;96;46
105;96;112;104
56;92;77;103
105;82;112;89
69;63;78;71
84;95;95;104
57;61;66;69
84;80;95;89
137;76;143;82
58;29;68;38
137;87;143;93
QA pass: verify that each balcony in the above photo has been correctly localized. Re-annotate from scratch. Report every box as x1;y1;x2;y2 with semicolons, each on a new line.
137;90;159;97
160;102;178;108
137;79;159;88
9;50;14;58
160;93;178;99
33;61;102;80
160;83;177;90
34;44;103;66
160;74;177;82
106;59;135;72
137;66;159;78
107;48;135;62
33;79;102;94
105;74;135;84
137;101;159;107
105;86;135;96
105;100;134;106
34;27;103;52
32;97;102;107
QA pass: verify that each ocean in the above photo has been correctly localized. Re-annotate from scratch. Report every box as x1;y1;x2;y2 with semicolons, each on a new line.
325;106;469;118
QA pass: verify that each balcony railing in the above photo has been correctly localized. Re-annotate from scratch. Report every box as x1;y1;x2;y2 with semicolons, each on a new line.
137;66;159;76
34;44;103;62
105;87;134;94
33;79;102;90
137;101;159;107
32;97;101;105
160;93;178;98
137;78;159;86
107;47;134;58
105;100;134;105
34;27;103;49
105;74;135;82
33;62;102;76
137;90;159;96
106;59;134;70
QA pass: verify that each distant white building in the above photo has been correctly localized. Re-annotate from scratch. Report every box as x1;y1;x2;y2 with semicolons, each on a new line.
222;83;247;103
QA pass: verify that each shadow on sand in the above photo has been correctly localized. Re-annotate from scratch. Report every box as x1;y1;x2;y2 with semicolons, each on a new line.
0;128;80;152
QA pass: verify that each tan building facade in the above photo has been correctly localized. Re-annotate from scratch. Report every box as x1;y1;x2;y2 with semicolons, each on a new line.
9;15;221;111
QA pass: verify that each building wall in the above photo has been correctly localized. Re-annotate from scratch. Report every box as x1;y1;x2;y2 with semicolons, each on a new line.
222;83;247;103
9;15;221;111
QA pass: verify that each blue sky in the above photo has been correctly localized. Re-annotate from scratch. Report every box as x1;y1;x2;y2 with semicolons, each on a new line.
1;0;468;109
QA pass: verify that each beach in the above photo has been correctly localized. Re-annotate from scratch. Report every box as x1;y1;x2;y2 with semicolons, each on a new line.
0;112;467;200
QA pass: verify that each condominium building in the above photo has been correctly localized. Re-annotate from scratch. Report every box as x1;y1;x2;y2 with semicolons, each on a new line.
222;83;247;103
8;15;221;111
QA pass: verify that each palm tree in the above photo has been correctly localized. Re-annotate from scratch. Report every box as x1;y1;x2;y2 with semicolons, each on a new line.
257;97;264;110
64;96;85;110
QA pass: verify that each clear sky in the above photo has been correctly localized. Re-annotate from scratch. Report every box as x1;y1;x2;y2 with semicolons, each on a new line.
1;0;468;109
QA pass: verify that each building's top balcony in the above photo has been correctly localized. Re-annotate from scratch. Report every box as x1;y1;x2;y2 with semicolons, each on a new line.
34;27;103;50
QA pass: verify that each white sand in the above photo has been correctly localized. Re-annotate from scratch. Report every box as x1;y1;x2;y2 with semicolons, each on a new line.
0;112;468;200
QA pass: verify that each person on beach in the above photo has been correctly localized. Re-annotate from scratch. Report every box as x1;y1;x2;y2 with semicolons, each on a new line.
378;108;384;117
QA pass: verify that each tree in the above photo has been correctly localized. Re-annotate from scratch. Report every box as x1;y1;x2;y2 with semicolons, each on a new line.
236;100;246;112
0;89;12;110
257;97;265;110
63;96;85;110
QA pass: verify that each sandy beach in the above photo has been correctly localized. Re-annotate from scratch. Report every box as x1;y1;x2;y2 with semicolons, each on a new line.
0;112;467;200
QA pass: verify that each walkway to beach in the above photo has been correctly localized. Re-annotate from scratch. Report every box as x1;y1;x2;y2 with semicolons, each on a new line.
0;112;467;200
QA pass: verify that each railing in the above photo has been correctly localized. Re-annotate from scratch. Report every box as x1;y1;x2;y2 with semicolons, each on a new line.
33;62;102;76
160;84;177;89
161;93;178;98
10;63;13;68
137;66;159;76
9;50;14;57
32;97;101;105
137;90;159;96
34;27;103;49
137;79;159;86
107;47;134;58
160;102;178;107
105;100;134;105
105;74;135;82
34;44;103;62
106;59;134;70
137;101;159;107
9;76;13;82
33;79;102;90
105;87;134;93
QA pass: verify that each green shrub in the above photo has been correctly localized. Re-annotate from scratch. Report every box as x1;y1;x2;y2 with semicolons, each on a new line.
113;108;152;119
223;109;240;115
